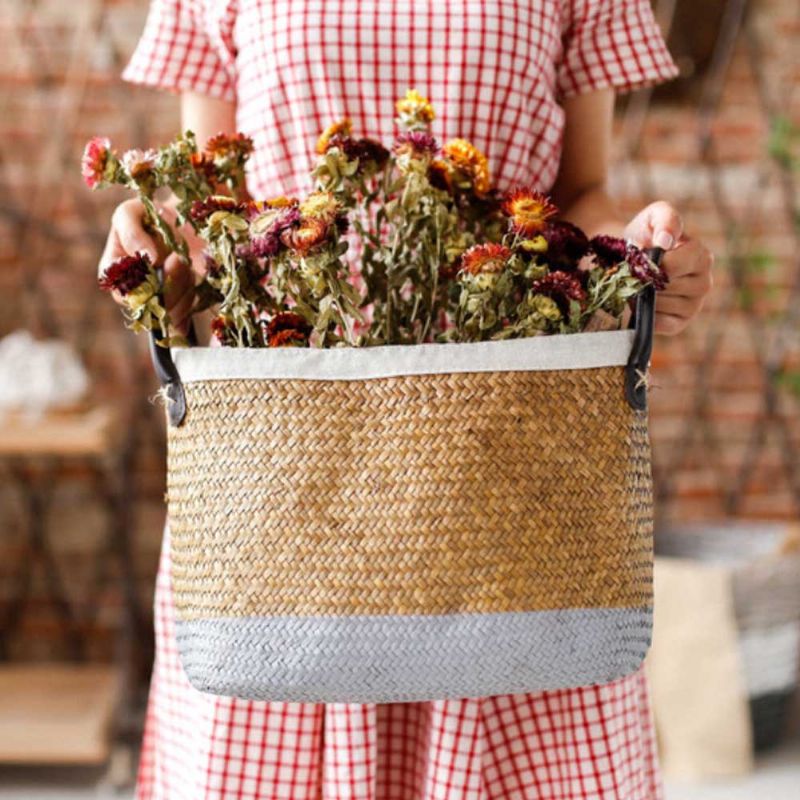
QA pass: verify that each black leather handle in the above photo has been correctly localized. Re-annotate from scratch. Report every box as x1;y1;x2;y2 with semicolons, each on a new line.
149;328;187;427
625;247;663;411
148;266;189;427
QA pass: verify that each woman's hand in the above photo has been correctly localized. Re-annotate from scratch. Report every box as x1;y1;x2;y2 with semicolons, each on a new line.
624;201;714;335
98;198;197;334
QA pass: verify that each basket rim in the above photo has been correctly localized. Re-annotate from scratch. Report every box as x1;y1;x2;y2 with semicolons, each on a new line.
172;328;635;383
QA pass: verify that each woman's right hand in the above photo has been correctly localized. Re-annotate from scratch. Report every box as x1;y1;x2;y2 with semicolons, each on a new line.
98;198;197;334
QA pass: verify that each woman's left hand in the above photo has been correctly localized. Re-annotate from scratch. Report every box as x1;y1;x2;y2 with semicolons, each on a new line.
624;201;714;335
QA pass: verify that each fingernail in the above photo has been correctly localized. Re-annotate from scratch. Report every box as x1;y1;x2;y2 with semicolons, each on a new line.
655;231;674;250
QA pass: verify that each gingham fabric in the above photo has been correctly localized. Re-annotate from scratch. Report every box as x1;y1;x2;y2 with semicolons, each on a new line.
123;0;678;199
124;2;676;797
139;528;663;800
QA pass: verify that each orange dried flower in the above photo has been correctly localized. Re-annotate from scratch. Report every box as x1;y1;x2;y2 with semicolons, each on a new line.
280;217;330;255
501;188;558;236
459;243;512;275
266;311;311;347
316;119;353;154
442;139;491;196
204;132;254;160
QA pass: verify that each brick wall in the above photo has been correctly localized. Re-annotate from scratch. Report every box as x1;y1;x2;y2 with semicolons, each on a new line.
0;0;797;660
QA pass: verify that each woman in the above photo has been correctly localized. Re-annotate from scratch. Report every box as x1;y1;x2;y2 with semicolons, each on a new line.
101;2;713;798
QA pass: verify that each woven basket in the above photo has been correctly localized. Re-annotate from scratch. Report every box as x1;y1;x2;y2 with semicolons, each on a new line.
149;286;658;703
656;523;800;751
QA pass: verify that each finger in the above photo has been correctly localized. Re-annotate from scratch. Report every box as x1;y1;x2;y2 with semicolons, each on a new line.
169;293;195;335
627;201;684;251
112;202;159;263
162;253;194;309
654;312;689;336
654;294;705;319
660;269;713;296
662;240;715;281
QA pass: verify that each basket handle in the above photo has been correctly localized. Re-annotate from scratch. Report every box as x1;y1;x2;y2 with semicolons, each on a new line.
148;266;193;427
625;247;663;411
149;326;188;428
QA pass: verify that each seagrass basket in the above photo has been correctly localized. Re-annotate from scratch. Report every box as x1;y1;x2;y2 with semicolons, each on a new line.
150;283;658;703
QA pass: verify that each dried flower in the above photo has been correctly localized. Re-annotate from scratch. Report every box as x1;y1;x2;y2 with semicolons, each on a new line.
81;137;113;189
394;131;439;159
299;191;340;223
590;236;668;290
459;243;512;276
98;252;152;295
589;235;629;268
204;132;255;162
122;148;158;181
428;159;453;192
396;88;435;128
281;216;330;255
190;151;218;181
245;205;301;258
502;188;558;236
542;220;590;269
317;119;353;154
266;311;311;347
190;195;244;223
210;314;237;346
624;243;669;291
442;139;491;196
529;270;587;316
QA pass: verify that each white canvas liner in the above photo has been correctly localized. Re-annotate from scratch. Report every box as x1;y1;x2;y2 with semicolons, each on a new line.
173;328;635;383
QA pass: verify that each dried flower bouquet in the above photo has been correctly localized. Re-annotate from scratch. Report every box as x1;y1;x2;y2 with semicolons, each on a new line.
84;89;666;349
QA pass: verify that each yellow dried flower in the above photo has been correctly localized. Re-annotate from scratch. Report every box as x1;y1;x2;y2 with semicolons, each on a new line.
299;190;339;223
519;235;549;253
316;119;353;155
396;89;435;126
442;139;491;196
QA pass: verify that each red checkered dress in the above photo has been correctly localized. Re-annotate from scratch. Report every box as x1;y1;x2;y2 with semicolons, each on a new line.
124;2;678;798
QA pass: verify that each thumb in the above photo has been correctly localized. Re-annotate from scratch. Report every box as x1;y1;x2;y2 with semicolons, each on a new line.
625;201;684;251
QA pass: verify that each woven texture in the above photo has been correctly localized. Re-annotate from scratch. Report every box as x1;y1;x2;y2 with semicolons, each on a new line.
168;367;652;621
164;364;653;701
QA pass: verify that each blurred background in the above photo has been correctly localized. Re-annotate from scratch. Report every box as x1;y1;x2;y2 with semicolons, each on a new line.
0;0;798;797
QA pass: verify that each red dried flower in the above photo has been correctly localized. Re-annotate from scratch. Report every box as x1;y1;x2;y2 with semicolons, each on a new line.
589;235;629;268
190;151;218;181
542;221;589;270
393;131;440;158
81;137;112;189
625;243;669;291
529;270;587;316
266;312;311;347
190;195;244;223
590;236;669;290
98;252;152;295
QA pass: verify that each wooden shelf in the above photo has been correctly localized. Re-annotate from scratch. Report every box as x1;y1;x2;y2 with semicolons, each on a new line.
0;664;121;765
0;406;121;458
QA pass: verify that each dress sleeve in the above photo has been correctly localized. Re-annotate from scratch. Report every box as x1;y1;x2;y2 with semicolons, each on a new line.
557;0;679;99
122;0;236;102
